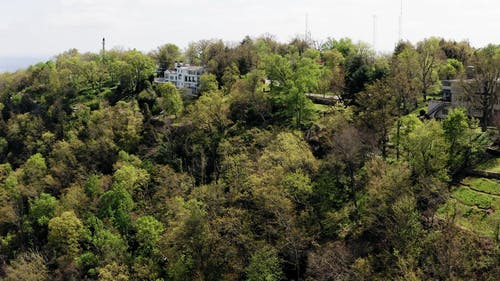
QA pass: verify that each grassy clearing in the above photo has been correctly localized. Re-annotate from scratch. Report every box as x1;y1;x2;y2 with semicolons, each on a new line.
462;177;500;196
438;199;500;238
475;157;500;173
437;177;500;239
453;186;495;209
313;103;331;113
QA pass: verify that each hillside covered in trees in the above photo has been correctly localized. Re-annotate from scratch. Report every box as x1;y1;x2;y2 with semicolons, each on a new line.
0;36;499;280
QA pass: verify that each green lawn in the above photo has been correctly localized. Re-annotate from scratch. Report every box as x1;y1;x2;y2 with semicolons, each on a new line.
313;103;331;113
438;198;499;238
453;186;495;209
437;179;500;239
474;157;500;173
462;177;500;196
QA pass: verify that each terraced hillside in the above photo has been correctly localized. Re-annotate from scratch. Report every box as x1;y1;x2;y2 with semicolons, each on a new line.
438;159;500;239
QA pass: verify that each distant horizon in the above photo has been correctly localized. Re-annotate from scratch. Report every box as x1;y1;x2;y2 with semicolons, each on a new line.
0;56;50;73
0;34;495;73
1;0;498;59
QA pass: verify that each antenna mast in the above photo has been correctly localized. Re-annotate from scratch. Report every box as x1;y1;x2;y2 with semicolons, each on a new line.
305;13;311;43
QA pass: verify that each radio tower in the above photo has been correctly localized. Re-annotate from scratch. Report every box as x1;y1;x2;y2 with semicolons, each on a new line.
305;13;312;44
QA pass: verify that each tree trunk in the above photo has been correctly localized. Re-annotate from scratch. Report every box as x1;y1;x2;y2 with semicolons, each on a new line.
396;119;401;160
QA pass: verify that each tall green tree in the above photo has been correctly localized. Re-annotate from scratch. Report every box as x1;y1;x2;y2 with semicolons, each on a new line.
356;79;396;158
402;119;448;181
118;50;156;94
263;53;320;127
151;43;182;71
343;42;389;102
391;44;420;114
442;108;484;174
48;211;84;258
134;215;164;256
199;73;219;94
246;245;283;281
416;37;444;100
154;82;183;116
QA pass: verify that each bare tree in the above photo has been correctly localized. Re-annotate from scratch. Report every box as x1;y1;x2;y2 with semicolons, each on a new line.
462;44;500;131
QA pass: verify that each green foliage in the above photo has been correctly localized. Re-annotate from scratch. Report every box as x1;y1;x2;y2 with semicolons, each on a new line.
263;53;320;127
282;171;313;204
453;187;494;209
48;211;84;258
77;251;99;277
475;157;500;173
199;73;219;94
120;49;156;93
416;37;445;99
402;119;449;181
98;262;130;281
463;177;500;195
6;113;45;166
84;174;101;198
442;108;484;173
343;42;388;100
29;193;58;226
17;153;48;198
246;246;283;281
438;180;500;239
391;45;420;114
356;79;396;157
113;152;150;194
151;43;183;70
0;164;19;227
259;131;318;174
0;37;498;280
89;221;129;264
228;69;271;126
439;58;464;80
154;82;183;116
134;215;164;256
221;63;240;93
321;37;356;57
164;197;208;280
99;187;134;233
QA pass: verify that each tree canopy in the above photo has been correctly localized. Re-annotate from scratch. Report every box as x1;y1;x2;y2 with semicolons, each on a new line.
0;37;498;281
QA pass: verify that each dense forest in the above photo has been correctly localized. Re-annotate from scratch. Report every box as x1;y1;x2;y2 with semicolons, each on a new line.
0;36;499;280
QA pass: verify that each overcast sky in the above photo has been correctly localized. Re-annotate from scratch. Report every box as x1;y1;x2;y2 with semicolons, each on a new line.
0;0;499;58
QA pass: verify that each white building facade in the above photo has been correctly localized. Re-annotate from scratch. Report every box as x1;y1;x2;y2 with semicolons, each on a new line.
155;63;205;94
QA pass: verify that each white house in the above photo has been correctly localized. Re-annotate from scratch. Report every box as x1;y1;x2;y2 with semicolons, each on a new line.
155;63;205;94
